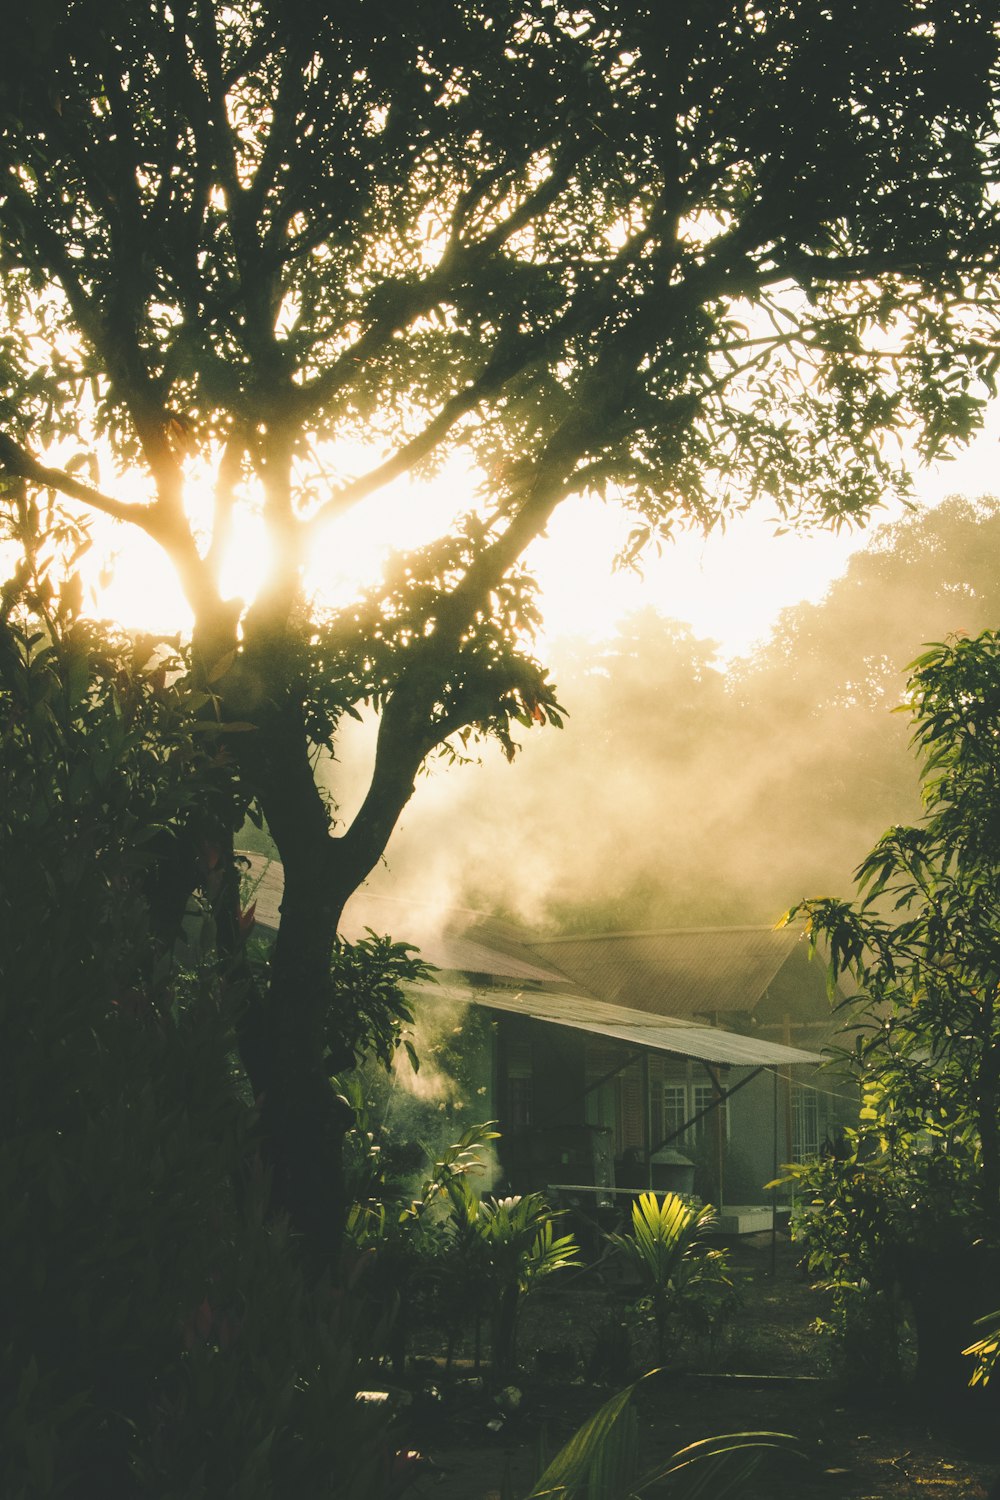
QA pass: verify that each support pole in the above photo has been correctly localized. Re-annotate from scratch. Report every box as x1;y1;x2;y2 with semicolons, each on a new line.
782;1014;794;1194
642;1051;653;1189
706;1063;725;1212
771;1066;779;1277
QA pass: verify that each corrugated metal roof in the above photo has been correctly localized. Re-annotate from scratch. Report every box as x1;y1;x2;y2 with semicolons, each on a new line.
525;927;803;1019
416;982;823;1067
241;854;566;984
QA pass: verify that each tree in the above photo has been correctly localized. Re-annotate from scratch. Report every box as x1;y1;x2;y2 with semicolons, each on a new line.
2;1;999;1254
787;631;1000;1408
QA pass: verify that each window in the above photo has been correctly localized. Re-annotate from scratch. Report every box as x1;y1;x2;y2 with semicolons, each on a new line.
662;1084;687;1144
660;1081;725;1148
692;1084;716;1146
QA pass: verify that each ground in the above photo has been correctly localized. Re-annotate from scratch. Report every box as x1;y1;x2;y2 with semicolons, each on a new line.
395;1233;999;1499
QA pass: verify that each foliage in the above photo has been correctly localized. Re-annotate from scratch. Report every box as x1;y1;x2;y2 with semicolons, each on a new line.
0;598;396;1496
782;1145;917;1391
609;1193;735;1366
784;630;1000;1402
811;1278;910;1393
519;1378;800;1499
344;1116;502;1374
324;931;431;1073
346;1124;578;1383
964;1309;1000;1387
612;1194;717;1290
2;0;1000;1249
351;1114;501;1227
5;2;1000;541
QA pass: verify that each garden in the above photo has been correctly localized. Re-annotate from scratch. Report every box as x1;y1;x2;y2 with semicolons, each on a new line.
395;1234;1000;1500
5;3;1000;1495
329;1098;1000;1499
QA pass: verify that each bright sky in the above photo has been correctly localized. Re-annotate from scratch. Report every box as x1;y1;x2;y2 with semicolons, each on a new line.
89;411;1000;662
533;407;1000;661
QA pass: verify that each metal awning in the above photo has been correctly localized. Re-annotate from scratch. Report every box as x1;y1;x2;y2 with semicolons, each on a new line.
414;982;824;1067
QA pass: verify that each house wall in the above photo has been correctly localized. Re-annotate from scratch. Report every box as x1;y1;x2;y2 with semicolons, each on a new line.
470;1008;857;1209
726;1064;858;1204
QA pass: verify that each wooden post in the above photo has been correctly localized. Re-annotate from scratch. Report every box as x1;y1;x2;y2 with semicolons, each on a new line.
782;1014;794;1188
642;1051;653;1189
770;1065;779;1276
706;1064;725;1211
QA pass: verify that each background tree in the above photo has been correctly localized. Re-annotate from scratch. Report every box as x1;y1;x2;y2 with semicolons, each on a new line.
375;494;1000;931
2;1;1000;1250
786;631;1000;1411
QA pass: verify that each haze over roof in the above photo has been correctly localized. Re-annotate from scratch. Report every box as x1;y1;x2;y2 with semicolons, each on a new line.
243;856;811;1022
243;855;567;984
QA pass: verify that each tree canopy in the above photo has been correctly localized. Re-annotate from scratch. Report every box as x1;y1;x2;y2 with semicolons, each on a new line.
2;0;1000;1247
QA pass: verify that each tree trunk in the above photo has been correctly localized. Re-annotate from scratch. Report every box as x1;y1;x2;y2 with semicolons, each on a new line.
224;690;358;1272
212;619;440;1270
897;1239;1000;1423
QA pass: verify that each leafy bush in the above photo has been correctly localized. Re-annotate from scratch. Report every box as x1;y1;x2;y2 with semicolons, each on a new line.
450;1185;580;1383
345;1111;579;1383
345;1115;501;1375
784;1147;915;1391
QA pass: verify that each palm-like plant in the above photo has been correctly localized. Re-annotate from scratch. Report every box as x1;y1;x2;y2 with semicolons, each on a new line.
610;1193;719;1365
519;1380;799;1498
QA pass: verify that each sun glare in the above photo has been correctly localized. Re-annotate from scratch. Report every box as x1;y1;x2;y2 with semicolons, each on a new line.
304;453;480;613
92;529;193;635
76;413;999;659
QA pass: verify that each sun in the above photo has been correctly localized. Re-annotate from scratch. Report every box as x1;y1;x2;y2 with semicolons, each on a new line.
80;463;864;659
83;447;483;636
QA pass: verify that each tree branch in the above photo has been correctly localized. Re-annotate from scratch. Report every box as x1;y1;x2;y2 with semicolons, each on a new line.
0;436;159;532
205;432;247;585
333;682;441;895
304;342;542;532
291;152;579;424
0;433;224;629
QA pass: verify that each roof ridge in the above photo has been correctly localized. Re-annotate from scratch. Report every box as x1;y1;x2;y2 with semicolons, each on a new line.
528;925;800;945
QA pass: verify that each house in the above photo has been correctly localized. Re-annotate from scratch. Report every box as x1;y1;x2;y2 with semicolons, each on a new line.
245;856;853;1226
478;926;855;1222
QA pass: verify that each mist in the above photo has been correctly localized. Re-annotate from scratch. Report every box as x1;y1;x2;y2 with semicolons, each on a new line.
320;495;1000;937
